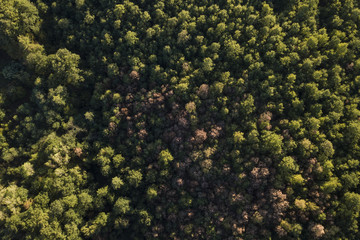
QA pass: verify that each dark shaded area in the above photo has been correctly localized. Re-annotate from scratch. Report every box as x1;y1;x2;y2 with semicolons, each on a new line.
0;50;12;85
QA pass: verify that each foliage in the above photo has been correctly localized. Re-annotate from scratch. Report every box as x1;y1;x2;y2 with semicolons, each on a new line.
1;0;360;239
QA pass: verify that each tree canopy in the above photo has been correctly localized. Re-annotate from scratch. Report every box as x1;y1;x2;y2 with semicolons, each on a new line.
1;0;360;239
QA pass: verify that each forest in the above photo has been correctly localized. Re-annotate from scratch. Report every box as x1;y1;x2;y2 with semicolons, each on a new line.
1;0;360;239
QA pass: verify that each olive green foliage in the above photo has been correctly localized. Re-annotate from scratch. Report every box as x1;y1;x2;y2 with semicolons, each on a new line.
1;0;360;239
0;0;41;58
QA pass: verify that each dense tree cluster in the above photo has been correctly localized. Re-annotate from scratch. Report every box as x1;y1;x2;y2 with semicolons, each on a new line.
1;0;360;239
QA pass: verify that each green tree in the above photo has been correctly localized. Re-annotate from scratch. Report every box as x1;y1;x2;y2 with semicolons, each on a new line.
114;197;130;215
48;49;84;87
0;0;41;58
159;149;174;166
